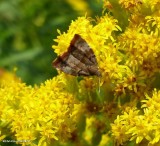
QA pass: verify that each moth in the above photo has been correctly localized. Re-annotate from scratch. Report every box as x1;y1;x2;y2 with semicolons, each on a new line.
52;34;101;77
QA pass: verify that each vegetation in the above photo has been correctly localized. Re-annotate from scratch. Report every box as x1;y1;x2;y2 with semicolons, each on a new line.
0;0;160;146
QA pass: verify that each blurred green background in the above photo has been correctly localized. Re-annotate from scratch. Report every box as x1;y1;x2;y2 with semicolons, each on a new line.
0;0;103;85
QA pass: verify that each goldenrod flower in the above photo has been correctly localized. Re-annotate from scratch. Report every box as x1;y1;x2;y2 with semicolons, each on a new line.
119;0;142;9
1;0;160;145
112;89;160;145
0;74;81;145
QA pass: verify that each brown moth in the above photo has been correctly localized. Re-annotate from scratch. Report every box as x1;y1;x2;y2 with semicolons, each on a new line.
52;34;101;76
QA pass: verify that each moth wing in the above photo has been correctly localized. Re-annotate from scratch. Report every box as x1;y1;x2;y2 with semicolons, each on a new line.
70;34;98;65
52;34;101;76
52;52;90;76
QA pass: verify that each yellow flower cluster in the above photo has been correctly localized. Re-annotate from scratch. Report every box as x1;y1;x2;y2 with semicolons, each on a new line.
102;0;160;145
111;89;160;145
52;0;160;145
52;14;123;84
119;29;160;76
119;0;143;9
0;72;81;146
1;0;160;146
